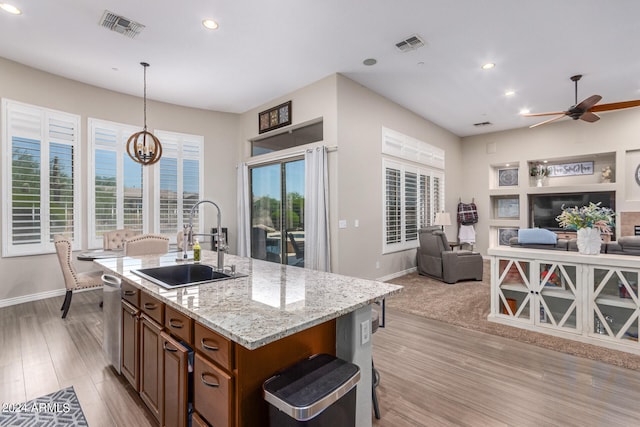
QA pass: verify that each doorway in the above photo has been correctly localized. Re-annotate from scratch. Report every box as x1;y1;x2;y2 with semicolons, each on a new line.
250;159;305;266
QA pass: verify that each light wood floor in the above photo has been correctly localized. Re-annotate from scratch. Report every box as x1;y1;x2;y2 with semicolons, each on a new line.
3;290;640;426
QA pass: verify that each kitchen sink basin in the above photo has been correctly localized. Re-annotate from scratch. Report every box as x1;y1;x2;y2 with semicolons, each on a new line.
131;263;243;289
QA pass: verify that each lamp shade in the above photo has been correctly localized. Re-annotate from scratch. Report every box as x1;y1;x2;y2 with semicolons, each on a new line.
434;212;452;226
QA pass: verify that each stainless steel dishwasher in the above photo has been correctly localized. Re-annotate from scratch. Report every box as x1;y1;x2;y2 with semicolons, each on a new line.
102;274;122;374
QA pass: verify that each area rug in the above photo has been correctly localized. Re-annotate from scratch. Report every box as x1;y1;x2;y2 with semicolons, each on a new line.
0;386;88;427
386;263;640;371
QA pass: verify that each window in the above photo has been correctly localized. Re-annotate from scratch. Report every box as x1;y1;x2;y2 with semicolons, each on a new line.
251;119;323;156
153;130;203;241
383;159;444;252
382;127;445;253
2;99;81;256
88;118;147;248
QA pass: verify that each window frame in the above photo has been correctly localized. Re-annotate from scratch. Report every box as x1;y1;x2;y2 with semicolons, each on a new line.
2;98;82;256
153;129;204;243
87;118;149;249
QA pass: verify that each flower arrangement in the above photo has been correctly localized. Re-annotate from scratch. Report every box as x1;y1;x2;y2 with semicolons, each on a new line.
555;202;615;233
530;164;550;178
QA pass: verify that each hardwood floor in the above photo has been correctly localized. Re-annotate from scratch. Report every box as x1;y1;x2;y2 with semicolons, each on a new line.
3;290;640;426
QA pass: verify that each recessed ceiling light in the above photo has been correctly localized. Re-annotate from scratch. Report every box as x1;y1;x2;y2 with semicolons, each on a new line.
519;108;530;115
505;90;515;96
0;3;22;14
481;63;495;70
363;58;377;66
505;163;510;167
202;19;218;30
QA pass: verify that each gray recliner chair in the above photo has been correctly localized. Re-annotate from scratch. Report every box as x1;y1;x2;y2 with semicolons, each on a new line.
416;226;483;284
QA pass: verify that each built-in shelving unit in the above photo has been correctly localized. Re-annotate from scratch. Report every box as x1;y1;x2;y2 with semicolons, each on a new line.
488;152;617;247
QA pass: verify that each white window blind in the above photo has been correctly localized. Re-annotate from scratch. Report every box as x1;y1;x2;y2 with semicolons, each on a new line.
2;99;81;256
154;130;203;241
88;118;147;249
381;126;445;253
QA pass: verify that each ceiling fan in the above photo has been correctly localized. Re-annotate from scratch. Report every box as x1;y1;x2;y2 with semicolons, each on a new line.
522;74;640;128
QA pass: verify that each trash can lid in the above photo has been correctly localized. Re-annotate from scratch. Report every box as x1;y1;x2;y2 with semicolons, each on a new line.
263;353;360;421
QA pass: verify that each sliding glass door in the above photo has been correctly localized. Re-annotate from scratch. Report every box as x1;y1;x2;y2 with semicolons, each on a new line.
250;159;304;266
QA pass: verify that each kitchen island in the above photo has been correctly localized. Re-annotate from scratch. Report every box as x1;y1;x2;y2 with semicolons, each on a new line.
95;249;402;427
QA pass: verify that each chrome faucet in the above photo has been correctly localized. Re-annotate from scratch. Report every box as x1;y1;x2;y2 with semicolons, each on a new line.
188;200;228;271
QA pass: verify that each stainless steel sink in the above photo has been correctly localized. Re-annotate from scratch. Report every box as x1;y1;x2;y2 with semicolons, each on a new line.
131;263;243;289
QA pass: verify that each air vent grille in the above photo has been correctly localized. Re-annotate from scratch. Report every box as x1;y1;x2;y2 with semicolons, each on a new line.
99;10;145;39
395;34;425;52
473;121;492;127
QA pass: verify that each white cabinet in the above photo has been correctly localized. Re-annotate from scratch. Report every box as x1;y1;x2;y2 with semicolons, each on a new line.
493;257;581;333
489;247;640;355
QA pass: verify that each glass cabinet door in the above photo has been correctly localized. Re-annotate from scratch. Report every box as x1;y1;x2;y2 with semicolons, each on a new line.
538;262;579;331
592;267;640;342
496;258;531;321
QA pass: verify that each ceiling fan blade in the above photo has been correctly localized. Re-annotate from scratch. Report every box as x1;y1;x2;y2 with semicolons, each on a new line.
521;111;567;117
575;94;602;111
591;100;640;112
529;114;566;128
580;111;600;123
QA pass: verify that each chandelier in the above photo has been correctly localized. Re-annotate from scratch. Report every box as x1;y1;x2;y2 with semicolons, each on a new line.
126;62;162;165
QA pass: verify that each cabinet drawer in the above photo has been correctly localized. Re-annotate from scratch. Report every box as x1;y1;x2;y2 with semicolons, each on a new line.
121;281;140;307
195;322;233;371
165;305;193;345
193;353;233;427
140;292;164;325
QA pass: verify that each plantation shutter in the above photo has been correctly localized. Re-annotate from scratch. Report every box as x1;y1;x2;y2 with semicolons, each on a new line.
2;99;80;256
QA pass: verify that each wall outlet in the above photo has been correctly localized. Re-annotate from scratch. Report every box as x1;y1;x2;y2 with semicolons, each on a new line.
361;320;370;345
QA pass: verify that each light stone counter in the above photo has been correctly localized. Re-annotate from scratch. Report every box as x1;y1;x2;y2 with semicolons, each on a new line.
95;249;403;350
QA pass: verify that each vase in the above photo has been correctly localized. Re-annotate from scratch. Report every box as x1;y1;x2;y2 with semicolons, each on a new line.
536;178;543;187
576;227;602;255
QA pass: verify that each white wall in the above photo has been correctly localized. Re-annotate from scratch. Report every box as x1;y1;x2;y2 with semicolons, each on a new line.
461;108;640;254
0;57;239;303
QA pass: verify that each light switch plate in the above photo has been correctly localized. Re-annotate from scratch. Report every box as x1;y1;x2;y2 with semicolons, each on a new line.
361;320;370;345
339;220;347;229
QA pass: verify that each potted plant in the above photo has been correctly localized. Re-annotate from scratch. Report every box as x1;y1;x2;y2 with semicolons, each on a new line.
555;202;615;254
530;164;550;187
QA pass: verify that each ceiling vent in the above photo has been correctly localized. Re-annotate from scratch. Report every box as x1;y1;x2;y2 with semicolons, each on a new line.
99;10;145;39
395;34;425;52
473;121;492;127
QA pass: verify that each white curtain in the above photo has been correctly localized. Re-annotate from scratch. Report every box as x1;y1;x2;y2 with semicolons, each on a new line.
236;162;251;257
304;146;331;271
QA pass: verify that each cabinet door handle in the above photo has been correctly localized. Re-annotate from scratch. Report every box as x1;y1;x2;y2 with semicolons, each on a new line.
163;342;178;353
201;373;220;388
144;303;157;310
123;290;136;296
201;338;219;352
169;319;183;329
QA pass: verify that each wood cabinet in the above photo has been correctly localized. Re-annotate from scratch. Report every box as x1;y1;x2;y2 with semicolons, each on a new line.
140;313;163;422
121;300;140;391
161;331;191;427
193;352;233;427
165;305;193;344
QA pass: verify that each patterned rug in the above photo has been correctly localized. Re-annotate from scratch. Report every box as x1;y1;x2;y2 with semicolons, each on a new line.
0;386;88;427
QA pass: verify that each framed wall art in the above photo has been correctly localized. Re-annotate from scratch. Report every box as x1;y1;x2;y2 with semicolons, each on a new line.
498;227;519;246
497;198;519;218
258;100;292;134
498;168;518;187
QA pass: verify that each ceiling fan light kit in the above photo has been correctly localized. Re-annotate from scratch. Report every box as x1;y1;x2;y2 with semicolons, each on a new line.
523;74;640;128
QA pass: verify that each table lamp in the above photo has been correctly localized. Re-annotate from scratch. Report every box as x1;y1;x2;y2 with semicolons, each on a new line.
434;212;452;230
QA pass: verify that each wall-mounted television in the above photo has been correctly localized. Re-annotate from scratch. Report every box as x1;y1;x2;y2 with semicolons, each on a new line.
528;191;615;231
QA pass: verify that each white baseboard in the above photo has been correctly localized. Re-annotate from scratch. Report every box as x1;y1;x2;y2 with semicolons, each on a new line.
376;266;417;282
0;288;66;308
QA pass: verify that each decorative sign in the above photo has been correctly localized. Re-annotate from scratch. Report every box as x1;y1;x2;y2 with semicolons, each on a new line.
498;168;518;187
258;101;292;134
547;161;594;177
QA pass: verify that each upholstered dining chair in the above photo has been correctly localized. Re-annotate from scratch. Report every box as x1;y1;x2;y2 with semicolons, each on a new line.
124;233;170;256
103;228;140;250
54;235;103;319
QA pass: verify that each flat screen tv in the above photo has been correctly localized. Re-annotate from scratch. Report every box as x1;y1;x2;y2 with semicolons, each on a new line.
528;191;615;231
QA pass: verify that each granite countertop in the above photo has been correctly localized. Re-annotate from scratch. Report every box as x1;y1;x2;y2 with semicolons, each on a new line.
95;250;402;350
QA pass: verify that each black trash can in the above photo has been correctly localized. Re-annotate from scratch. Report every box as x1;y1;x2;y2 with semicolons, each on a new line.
263;353;360;427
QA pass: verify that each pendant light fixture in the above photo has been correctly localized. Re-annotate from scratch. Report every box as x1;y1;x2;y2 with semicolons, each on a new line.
126;62;162;165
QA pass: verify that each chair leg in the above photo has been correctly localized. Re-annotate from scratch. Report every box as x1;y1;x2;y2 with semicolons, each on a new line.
372;359;381;420
61;290;73;319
